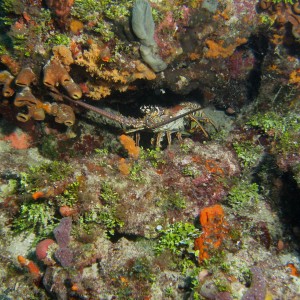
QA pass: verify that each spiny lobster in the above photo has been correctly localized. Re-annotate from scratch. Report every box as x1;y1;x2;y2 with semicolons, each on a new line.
59;93;217;148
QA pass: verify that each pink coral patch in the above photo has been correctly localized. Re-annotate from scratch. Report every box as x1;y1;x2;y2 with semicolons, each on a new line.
3;132;32;149
36;239;55;260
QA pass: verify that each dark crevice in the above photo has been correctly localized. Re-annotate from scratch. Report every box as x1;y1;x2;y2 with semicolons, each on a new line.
279;172;300;229
253;154;300;249
245;33;269;102
109;232;147;243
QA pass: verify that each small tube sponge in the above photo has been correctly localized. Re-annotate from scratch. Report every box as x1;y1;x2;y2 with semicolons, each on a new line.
0;70;15;97
15;67;36;87
14;87;38;107
51;103;75;126
43;59;82;99
16;113;31;123
43;59;71;88
132;0;167;72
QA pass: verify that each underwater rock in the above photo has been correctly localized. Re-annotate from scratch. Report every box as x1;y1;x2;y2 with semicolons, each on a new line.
43;267;68;300
241;266;266;300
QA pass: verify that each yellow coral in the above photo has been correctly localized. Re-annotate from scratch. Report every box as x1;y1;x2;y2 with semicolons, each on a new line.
74;43;156;100
289;69;300;85
52;45;74;67
69;19;84;34
87;83;111;100
205;38;247;58
119;134;140;159
134;61;156;80
118;158;131;175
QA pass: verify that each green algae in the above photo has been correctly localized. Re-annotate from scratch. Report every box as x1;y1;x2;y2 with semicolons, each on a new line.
233;141;264;169
247;110;300;154
227;181;261;210
13;201;58;237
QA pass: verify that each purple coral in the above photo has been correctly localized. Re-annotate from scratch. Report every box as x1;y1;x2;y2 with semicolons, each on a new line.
215;292;233;300
54;217;72;248
53;217;73;267
242;266;266;300
54;247;73;267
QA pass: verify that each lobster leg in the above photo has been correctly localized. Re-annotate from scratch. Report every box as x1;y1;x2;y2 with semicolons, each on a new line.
200;114;218;132
166;131;172;146
152;132;164;148
135;133;141;147
176;132;183;142
188;114;209;138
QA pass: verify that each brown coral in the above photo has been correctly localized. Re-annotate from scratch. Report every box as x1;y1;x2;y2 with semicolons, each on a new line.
0;55;20;75
14;87;38;107
16;106;45;122
63;80;82;99
0;70;15;97
43;59;71;87
15;67;36;87
0;55;78;127
50;103;75;126
46;0;74;19
28;106;46;121
205;38;248;59
16;113;31;123
259;0;300;39
43;59;82;99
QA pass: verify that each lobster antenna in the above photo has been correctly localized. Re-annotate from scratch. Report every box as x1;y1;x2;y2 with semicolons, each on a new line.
59;93;133;125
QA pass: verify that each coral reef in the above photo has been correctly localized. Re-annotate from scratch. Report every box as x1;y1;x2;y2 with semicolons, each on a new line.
74;42;156;100
46;0;74;28
0;0;300;299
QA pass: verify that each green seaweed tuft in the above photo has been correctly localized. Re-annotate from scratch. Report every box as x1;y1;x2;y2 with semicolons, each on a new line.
13;202;58;237
227;181;261;210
